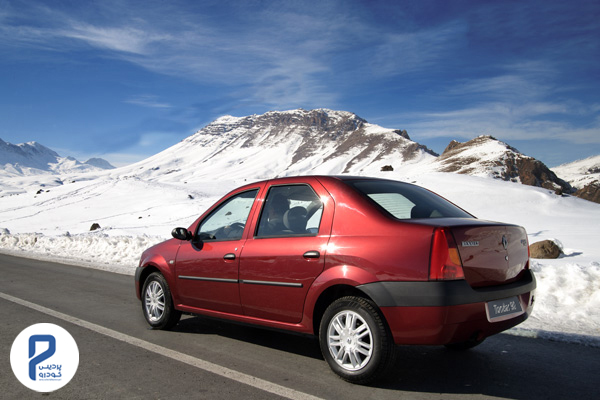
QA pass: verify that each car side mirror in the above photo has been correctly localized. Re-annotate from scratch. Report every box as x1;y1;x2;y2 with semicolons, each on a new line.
172;227;192;241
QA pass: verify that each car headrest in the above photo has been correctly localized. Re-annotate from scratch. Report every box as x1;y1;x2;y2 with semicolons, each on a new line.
283;206;308;233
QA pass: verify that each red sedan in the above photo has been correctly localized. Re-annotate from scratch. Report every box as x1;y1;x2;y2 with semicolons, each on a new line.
135;175;535;383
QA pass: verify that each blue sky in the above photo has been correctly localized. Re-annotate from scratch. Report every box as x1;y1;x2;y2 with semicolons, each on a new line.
0;0;598;167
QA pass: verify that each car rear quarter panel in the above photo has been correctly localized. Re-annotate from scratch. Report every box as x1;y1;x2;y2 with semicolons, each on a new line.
320;177;434;281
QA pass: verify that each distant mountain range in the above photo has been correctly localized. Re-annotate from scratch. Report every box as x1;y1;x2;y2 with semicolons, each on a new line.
0;138;114;175
1;109;598;203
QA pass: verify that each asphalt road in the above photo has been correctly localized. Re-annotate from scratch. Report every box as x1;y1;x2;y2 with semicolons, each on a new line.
1;253;598;400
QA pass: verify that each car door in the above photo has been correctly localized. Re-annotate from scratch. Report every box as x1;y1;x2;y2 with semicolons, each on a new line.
239;179;334;323
175;188;260;314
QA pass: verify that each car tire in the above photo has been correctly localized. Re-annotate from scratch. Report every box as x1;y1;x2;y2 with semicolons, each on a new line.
142;272;182;330
319;296;396;384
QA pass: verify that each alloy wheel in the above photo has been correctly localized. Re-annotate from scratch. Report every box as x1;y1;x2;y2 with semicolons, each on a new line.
326;310;374;371
144;280;165;322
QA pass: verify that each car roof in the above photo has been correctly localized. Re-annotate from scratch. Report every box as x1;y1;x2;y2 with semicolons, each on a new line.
255;175;396;184
227;175;406;197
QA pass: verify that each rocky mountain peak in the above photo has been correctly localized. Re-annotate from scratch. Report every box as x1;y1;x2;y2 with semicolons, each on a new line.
206;109;366;137
436;135;572;194
129;109;438;181
440;135;519;159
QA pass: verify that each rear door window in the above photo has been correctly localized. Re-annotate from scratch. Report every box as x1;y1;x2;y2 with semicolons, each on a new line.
256;184;323;237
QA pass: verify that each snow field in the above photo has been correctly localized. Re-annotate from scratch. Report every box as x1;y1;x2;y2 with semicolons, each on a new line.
1;170;599;343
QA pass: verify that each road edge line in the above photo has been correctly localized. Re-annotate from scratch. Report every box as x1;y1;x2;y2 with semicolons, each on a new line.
1;291;324;400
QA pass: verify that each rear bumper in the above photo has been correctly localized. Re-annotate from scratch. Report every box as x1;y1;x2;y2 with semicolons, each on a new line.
357;270;536;345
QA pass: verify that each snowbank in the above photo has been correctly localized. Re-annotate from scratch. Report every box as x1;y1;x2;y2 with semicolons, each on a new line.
526;259;600;340
0;229;163;274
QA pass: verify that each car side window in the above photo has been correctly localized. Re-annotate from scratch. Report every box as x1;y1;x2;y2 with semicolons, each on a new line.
197;189;258;241
367;193;415;219
348;180;472;219
256;184;323;238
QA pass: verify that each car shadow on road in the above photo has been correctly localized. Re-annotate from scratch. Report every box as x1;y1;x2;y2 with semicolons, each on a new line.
172;314;323;360
376;333;599;400
170;315;598;400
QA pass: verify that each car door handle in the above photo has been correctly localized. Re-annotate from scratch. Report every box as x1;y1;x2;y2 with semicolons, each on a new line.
303;251;320;259
223;253;236;260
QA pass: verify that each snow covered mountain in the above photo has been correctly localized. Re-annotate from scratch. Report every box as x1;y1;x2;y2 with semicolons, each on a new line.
432;136;573;194
0;138;114;176
552;155;600;203
111;110;581;198
0;138;61;172
552;155;600;187
2;110;596;202
84;157;116;170
0;138;115;195
112;109;438;183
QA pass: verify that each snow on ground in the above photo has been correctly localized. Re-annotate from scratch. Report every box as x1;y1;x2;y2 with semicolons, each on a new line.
1;170;599;345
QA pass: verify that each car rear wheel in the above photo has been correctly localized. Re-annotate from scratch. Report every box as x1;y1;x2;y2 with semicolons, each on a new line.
142;272;181;330
319;296;396;384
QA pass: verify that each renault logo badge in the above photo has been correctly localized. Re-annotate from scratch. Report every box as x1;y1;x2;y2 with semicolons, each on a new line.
502;235;508;250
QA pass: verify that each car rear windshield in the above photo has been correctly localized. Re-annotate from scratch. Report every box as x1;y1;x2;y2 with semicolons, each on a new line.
347;180;473;220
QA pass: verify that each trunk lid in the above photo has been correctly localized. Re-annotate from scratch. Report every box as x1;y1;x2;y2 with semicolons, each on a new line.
451;222;529;287
412;218;530;287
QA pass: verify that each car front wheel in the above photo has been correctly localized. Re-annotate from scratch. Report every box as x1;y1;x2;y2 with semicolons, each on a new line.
319;296;396;384
142;272;181;330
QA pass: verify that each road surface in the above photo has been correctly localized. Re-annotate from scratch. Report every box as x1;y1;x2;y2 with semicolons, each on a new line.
1;253;598;399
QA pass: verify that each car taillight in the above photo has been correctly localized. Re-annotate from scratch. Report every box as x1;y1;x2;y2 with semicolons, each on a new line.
429;227;465;281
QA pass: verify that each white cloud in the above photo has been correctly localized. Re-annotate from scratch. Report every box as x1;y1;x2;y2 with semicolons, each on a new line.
391;59;600;145
368;21;467;76
0;1;470;110
401;103;600;145
3;0;597;149
125;95;172;109
57;23;170;55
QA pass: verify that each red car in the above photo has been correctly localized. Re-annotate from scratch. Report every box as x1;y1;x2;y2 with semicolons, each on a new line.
135;176;535;383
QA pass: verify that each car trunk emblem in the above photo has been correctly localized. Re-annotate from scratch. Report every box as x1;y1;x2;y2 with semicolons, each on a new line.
502;235;508;250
